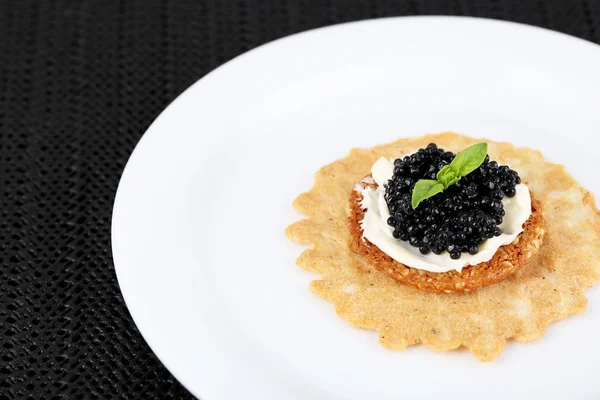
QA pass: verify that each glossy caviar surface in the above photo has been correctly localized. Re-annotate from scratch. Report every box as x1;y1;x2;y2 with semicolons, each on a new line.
384;143;521;259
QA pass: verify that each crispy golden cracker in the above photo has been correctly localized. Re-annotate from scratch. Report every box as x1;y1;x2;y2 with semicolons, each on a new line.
348;183;545;293
285;132;600;361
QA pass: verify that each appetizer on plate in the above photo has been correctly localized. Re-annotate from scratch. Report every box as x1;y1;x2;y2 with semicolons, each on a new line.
286;132;600;361
349;141;544;293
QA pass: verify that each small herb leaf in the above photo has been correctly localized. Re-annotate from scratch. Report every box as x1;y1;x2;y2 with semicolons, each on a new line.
411;142;488;209
411;180;445;209
449;142;488;177
445;176;460;187
436;165;455;186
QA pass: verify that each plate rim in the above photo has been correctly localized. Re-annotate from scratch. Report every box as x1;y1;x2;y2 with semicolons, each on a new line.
111;15;600;399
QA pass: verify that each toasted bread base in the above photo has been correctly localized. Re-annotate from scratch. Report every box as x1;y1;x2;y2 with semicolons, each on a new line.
349;184;545;293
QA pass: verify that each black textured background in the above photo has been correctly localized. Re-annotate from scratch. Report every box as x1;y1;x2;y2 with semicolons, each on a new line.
0;1;599;398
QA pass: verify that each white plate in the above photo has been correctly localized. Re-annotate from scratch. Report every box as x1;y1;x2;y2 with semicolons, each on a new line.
112;16;600;399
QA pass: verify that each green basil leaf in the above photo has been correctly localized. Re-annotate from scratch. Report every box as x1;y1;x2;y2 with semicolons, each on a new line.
410;142;488;208
411;180;445;209
436;165;456;187
445;176;460;187
448;142;488;177
436;164;452;179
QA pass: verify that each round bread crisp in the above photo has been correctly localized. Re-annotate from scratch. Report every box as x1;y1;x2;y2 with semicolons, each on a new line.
285;132;600;361
349;180;545;293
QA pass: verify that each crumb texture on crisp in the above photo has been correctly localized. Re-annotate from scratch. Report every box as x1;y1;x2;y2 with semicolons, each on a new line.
285;132;600;361
348;184;545;293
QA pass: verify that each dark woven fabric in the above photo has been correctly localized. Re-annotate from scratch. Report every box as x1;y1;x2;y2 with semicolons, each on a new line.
0;0;599;398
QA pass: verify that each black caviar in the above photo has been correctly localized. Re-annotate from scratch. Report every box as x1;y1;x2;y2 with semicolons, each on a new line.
384;143;521;259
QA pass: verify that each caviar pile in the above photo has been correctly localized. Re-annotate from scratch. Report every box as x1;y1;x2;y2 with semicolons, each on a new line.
384;144;521;259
